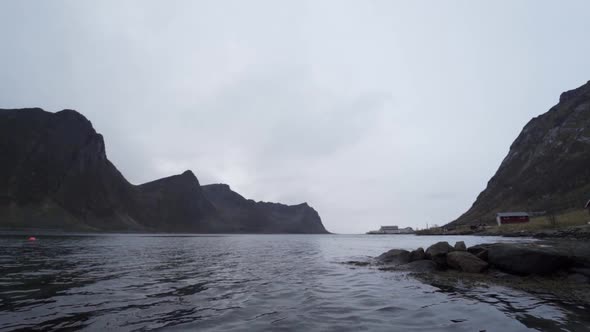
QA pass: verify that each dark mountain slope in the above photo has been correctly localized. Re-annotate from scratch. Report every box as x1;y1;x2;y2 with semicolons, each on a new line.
136;171;219;232
0;108;329;233
0;108;141;230
202;184;329;233
449;81;590;226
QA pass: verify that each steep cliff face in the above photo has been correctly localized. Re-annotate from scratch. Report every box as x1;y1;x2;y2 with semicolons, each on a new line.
0;108;329;233
0;108;141;230
136;171;218;232
202;184;329;233
450;81;590;226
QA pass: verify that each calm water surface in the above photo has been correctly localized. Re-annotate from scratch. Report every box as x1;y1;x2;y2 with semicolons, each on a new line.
0;234;588;331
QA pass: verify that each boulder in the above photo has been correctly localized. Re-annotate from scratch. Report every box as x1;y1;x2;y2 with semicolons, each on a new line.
467;245;490;261
409;247;425;261
454;241;467;251
446;251;488;273
425;241;454;266
487;243;571;275
397;260;438;273
376;249;411;265
426;241;454;256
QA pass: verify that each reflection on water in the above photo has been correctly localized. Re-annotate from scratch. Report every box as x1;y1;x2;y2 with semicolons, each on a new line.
0;234;587;331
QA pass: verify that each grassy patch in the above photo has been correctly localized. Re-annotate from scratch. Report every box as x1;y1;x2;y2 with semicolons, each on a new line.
485;209;590;234
417;209;590;235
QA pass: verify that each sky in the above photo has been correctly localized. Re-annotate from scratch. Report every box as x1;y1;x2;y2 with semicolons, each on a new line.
1;1;589;234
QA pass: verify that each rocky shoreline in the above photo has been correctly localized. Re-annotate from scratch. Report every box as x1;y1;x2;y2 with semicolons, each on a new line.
347;240;590;306
416;224;590;240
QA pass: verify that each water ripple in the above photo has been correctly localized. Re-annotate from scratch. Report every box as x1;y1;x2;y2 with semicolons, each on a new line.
0;234;588;331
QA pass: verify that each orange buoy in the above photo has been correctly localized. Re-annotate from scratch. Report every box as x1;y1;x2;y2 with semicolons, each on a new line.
28;236;37;241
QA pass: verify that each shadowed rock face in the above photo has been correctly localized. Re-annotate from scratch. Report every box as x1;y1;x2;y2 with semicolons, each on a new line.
376;249;411;265
0;108;142;230
450;80;590;226
201;184;329;234
425;241;454;266
486;243;569;275
0;108;328;233
136;171;219;232
409;248;425;261
446;251;488;273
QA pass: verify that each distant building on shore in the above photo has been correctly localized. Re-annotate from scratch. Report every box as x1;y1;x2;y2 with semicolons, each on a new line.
367;225;414;234
496;212;530;226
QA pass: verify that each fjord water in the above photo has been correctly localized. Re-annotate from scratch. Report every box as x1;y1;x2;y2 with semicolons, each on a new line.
0;234;587;331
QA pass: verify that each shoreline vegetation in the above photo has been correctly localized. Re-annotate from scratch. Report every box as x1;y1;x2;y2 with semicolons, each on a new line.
346;239;590;307
416;209;590;239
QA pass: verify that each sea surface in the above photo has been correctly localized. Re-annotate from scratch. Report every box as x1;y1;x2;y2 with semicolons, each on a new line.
0;234;588;331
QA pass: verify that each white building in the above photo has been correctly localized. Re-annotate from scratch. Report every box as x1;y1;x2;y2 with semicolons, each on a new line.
367;225;414;234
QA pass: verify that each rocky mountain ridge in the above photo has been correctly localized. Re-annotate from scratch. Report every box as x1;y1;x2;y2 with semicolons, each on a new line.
0;108;328;233
202;184;327;233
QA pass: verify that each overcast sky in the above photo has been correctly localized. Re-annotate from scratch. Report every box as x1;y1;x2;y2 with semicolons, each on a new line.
1;1;589;233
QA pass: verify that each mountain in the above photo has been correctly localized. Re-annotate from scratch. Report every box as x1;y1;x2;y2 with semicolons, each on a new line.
135;171;220;232
0;108;142;231
449;81;590;226
0;108;329;233
202;184;328;233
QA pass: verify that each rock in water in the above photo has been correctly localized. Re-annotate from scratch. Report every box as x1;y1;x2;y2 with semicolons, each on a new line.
377;249;411;265
467;245;490;261
426;242;454;267
409;247;425;261
397;260;438;273
487;243;570;275
426;241;454;256
447;251;488;273
454;241;467;251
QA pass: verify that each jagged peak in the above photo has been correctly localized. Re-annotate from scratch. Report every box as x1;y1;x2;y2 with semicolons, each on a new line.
0;107;45;113
201;185;315;210
56;108;83;116
138;169;202;188
559;80;590;103
256;200;313;209
179;170;201;186
180;169;196;178
203;183;231;189
55;109;92;123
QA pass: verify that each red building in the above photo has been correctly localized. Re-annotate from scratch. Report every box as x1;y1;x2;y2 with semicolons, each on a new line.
496;212;529;226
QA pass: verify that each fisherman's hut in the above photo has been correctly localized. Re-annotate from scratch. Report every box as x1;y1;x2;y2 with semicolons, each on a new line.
496;212;530;226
